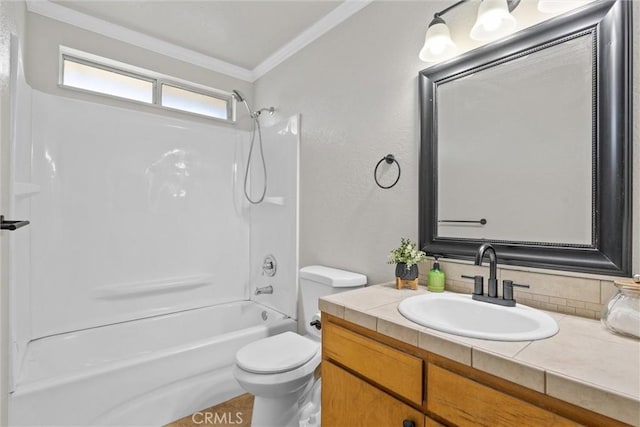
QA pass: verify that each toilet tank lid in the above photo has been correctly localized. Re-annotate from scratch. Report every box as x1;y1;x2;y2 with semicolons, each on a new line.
300;265;367;287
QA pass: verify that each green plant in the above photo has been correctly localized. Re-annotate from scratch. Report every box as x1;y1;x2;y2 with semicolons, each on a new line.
387;238;426;269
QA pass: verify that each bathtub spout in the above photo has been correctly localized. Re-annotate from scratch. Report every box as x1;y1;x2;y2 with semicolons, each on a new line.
255;285;273;295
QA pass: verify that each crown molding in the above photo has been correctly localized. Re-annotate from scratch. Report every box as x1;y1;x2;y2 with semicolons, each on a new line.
252;0;373;80
26;0;255;82
26;0;373;83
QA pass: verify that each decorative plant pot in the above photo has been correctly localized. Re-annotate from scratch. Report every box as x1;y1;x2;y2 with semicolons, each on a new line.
395;263;419;280
395;263;419;290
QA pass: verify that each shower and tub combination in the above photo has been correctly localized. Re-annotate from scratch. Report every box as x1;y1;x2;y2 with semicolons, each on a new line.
6;39;300;426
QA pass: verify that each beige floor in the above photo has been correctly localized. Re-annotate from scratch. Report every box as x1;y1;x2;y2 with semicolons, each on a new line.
165;394;254;427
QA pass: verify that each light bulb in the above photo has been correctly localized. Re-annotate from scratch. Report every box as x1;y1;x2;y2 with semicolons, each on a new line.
470;0;517;41
481;11;503;31
419;18;458;62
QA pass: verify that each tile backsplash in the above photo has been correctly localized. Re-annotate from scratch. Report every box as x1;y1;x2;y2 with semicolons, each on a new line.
418;258;620;320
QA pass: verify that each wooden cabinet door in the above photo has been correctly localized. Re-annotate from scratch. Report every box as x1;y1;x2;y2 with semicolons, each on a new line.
424;415;446;426
323;320;423;405
322;361;424;427
427;363;579;427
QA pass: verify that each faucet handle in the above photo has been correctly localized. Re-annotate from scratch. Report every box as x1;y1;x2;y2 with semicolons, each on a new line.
261;255;277;277
461;275;484;296
503;280;530;301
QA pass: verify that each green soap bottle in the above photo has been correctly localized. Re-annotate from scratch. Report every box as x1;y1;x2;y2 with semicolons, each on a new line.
428;256;445;292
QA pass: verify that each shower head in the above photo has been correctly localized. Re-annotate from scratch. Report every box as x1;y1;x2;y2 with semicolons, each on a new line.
231;89;246;102
232;90;275;120
232;89;256;119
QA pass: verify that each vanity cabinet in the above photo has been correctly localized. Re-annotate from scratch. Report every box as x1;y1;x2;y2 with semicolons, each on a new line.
323;361;424;427
321;314;627;427
427;364;576;426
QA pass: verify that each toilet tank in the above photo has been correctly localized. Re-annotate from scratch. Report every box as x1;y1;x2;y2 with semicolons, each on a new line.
300;265;367;337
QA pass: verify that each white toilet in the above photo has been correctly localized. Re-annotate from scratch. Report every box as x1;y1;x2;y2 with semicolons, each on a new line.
233;265;367;427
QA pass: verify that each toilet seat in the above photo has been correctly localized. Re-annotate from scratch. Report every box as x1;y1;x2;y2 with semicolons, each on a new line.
235;331;319;374
233;348;321;398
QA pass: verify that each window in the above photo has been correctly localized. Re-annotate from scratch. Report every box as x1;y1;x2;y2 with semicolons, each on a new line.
161;84;228;120
62;58;154;104
59;47;233;122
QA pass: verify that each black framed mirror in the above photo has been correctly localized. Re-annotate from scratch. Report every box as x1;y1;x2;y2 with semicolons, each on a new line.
419;0;632;276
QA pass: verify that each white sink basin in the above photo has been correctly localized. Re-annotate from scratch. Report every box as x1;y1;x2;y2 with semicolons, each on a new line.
398;292;558;341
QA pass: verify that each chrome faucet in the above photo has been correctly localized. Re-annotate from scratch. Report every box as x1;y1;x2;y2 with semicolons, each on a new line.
255;285;273;295
475;243;498;298
262;255;277;277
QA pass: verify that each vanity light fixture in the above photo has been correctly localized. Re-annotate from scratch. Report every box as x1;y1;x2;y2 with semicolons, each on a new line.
470;0;520;41
419;16;458;62
419;0;522;62
419;0;464;62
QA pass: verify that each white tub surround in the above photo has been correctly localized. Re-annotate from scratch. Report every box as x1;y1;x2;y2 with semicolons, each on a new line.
26;91;250;339
8;62;301;426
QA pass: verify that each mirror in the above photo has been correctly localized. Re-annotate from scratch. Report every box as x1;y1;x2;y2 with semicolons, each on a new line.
419;0;631;276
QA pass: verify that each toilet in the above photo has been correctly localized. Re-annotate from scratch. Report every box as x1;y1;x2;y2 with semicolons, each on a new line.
233;265;367;427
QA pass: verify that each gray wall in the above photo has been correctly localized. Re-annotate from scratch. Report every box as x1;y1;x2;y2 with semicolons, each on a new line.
255;1;429;285
255;1;640;285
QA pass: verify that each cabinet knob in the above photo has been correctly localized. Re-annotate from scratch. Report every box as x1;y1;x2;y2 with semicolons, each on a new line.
402;419;415;427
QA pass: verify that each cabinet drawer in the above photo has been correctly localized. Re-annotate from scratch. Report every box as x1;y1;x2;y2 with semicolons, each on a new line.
323;321;423;405
322;361;424;427
427;363;579;427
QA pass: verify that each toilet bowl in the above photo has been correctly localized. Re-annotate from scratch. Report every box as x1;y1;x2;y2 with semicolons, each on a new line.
233;331;320;398
232;332;321;427
233;266;367;427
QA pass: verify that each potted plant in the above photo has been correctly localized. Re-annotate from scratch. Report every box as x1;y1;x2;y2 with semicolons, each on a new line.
388;238;426;289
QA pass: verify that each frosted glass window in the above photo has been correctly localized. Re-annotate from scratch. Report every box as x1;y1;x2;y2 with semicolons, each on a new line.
161;84;229;120
62;59;154;103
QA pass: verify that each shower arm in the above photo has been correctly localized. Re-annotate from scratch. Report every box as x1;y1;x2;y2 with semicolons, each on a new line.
253;107;275;117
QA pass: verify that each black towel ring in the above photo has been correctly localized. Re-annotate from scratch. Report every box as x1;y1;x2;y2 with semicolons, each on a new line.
374;154;401;189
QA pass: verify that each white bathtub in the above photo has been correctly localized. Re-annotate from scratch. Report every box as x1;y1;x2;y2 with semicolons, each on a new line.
9;301;296;427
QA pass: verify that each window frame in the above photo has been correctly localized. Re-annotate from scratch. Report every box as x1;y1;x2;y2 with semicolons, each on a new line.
59;46;235;123
159;82;231;121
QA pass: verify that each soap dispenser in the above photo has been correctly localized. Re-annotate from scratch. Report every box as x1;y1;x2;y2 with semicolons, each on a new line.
428;256;445;292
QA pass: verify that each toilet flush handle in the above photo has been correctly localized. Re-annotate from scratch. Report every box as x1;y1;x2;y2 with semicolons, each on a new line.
309;320;321;330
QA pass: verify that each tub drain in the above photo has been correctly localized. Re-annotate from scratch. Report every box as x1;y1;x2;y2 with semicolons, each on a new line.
261;310;268;321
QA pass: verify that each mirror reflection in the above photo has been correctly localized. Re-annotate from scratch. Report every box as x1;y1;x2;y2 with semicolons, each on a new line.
436;33;594;246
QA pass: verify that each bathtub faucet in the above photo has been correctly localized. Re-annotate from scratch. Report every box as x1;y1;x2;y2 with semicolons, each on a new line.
255;285;274;295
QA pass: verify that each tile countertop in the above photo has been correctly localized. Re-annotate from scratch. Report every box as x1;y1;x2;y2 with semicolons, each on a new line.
319;283;640;426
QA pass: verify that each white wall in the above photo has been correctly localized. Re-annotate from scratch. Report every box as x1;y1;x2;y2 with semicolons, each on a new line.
255;0;640;285
0;1;27;424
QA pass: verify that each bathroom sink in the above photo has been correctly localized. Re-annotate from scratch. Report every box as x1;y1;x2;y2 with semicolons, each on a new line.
398;293;558;341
